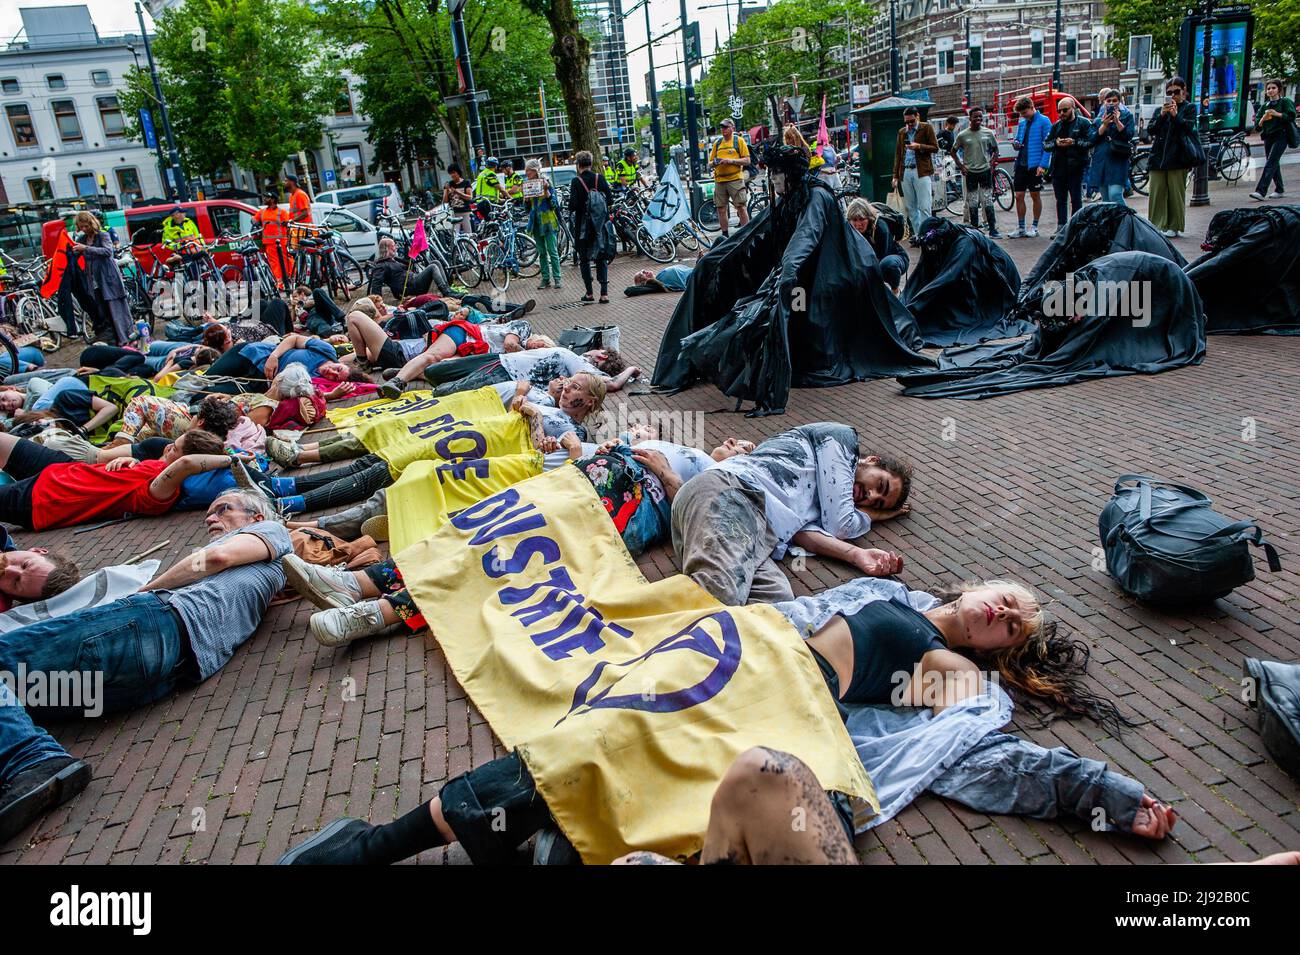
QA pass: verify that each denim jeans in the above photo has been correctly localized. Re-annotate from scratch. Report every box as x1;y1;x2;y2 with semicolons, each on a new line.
1102;183;1126;205
0;679;70;783
902;167;933;237
142;340;188;373
0;593;189;718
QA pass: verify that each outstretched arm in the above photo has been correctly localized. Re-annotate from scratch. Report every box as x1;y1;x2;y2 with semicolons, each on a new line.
140;531;274;591
83;396;119;434
148;453;236;502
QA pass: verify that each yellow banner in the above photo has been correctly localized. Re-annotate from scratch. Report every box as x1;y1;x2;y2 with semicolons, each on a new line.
395;466;875;864
386;452;544;555
325;386;532;477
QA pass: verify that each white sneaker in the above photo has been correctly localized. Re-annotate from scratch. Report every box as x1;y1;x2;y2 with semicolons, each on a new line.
1162;229;1177;238
1008;227;1027;238
1249;191;1266;201
310;600;392;648
284;554;361;610
1026;225;1039;237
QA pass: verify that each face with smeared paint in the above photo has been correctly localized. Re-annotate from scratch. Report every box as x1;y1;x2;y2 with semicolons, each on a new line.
853;456;902;512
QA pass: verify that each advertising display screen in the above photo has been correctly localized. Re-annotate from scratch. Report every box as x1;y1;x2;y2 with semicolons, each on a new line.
1179;12;1255;132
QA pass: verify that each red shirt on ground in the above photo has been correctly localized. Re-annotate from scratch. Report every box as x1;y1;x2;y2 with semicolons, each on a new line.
30;459;177;531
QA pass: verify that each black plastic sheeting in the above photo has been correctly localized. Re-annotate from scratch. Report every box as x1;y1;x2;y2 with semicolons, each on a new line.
897;251;1206;399
1185;204;1300;335
900;217;1034;346
1008;203;1186;329
651;178;934;415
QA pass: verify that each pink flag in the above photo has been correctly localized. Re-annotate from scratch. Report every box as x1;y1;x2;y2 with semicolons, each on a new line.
409;217;429;259
817;94;830;149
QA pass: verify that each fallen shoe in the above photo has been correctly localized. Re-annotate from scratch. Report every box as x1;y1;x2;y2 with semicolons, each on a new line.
283;554;359;610
310;600;401;647
533;825;582;865
0;757;92;843
277;818;372;864
1243;657;1300;780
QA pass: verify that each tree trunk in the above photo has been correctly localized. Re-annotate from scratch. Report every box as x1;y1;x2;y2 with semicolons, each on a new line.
544;0;600;156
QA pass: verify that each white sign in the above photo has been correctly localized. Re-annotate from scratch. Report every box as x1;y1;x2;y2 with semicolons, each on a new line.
852;84;871;105
521;178;544;198
641;161;691;241
728;95;745;118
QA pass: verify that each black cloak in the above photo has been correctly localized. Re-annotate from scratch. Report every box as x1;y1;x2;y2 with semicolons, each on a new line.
897;251;1206;399
1009;203;1186;328
1185;204;1300;335
651;177;934;415
900;217;1032;346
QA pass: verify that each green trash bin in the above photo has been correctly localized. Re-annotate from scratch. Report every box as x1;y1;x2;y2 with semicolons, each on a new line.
852;95;934;203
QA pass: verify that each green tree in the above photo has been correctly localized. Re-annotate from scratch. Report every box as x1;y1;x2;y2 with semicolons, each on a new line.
119;0;337;185
1255;0;1300;84
696;0;876;132
1103;0;1187;79
520;0;601;155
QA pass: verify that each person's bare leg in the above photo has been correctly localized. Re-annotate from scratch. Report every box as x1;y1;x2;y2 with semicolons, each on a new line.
0;433;17;469
735;200;750;229
699;747;857;865
1031;191;1043;224
347;312;391;363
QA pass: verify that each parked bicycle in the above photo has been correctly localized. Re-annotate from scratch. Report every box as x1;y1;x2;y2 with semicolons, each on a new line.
0;251;80;348
288;223;364;301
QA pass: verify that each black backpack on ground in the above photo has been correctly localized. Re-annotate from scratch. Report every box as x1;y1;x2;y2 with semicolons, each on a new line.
1099;474;1281;604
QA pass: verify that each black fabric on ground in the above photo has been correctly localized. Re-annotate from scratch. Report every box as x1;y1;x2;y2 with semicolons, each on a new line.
900;217;1032;347
1185;204;1300;335
651;178;933;415
1009;203;1187;328
898;251;1206;399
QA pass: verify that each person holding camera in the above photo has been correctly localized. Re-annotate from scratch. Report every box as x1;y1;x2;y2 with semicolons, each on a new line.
1147;77;1200;237
1089;89;1136;206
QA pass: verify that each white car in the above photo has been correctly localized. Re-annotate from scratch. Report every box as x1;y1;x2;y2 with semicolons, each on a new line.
314;182;405;224
306;203;380;261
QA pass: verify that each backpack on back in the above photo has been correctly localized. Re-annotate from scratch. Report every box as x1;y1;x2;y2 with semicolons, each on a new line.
1098;474;1281;604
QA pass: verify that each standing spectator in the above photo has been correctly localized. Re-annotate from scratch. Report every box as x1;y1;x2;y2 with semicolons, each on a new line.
1147;77;1200;237
1043;97;1093;235
1009;96;1052;237
68;211;132;345
1251;79;1296;201
892;107;939;244
253;189;291;287
523;159;562;290
952;107;1002;238
937;115;960;154
709;119;751;239
568;150;613;304
442;164;475;233
284;173;312;227
1089;89;1135;205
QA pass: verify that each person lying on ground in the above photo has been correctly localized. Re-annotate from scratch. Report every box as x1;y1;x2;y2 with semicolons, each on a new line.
0;428;234;530
347;307;535;383
201;332;361;394
672;422;911;605
0;678;92;844
626;265;695;295
417;345;639;401
0;488;289;845
108;392;239;446
0;376;119;434
149;345;220;381
278;745;857;865
0;526;80;613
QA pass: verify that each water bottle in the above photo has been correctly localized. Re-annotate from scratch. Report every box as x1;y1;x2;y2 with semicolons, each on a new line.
135;318;151;346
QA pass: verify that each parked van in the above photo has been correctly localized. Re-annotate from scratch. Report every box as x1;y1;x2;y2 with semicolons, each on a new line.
314;182;404;224
117;199;259;274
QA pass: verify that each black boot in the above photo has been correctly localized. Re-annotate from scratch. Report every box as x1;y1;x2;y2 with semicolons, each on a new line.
0;756;92;843
278;803;446;865
380;376;407;401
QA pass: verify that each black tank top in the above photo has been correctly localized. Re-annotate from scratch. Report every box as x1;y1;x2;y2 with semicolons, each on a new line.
811;600;948;708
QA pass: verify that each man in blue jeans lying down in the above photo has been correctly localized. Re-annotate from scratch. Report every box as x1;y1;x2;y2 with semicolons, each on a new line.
0;489;290;842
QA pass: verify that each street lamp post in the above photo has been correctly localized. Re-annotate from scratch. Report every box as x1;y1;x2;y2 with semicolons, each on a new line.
1190;0;1216;206
889;0;900;95
447;0;487;163
964;12;971;108
1052;0;1063;88
134;1;187;201
679;0;702;184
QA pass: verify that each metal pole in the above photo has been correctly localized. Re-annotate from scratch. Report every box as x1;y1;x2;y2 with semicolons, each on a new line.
643;1;665;176
135;1;188;201
449;1;486;162
539;81;555;170
727;0;738;97
1052;0;1062;88
1190;0;1213;206
679;0;702;184
964;14;971;108
889;0;900;95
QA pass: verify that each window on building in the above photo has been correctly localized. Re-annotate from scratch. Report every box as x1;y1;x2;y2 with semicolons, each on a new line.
1066;27;1078;63
97;95;125;138
52;99;82;141
937;38;955;76
969;33;983;72
115;166;142;202
26;178;52;201
337;144;364;183
1031;30;1044;66
72;172;98;197
91;69;111;86
47;73;66;90
1;78;19;94
335;81;353;116
5;104;37;148
1092;28;1109;60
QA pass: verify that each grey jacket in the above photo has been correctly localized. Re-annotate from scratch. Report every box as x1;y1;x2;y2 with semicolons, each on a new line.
78;231;127;302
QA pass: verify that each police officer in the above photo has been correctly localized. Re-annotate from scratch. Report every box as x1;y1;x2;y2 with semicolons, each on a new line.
499;159;523;199
614;148;645;189
473;157;503;201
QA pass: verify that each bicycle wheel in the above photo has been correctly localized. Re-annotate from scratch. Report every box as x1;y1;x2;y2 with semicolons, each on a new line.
333;250;365;295
1130;153;1150;196
993;168;1014;210
514;235;541;277
1218;140;1248;183
636;224;676;264
452;236;483;289
557;223;572;260
485;242;512;292
942;176;964;215
0;329;18;378
672;222;699;252
694;201;721;233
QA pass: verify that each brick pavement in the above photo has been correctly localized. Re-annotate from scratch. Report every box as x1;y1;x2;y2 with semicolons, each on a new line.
4;183;1297;864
